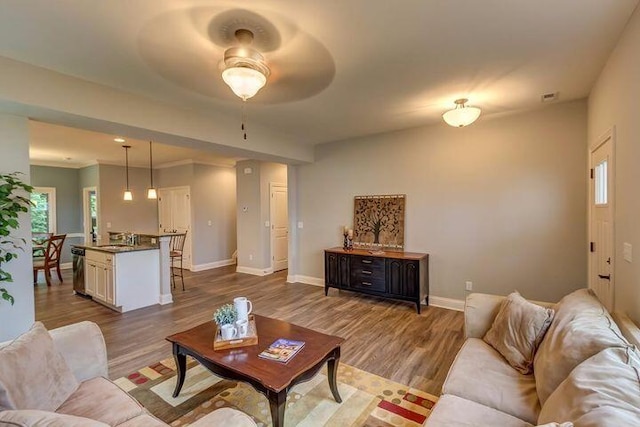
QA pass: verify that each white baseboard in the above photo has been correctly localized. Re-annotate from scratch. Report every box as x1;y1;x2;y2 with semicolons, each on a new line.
191;259;235;272
429;296;465;312
60;262;72;270
287;275;324;287
159;293;173;305
236;266;274;276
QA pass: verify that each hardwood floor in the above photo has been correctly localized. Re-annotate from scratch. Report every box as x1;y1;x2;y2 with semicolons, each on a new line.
35;266;465;395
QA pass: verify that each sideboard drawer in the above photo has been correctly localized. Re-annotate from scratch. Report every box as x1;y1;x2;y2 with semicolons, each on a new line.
349;256;385;291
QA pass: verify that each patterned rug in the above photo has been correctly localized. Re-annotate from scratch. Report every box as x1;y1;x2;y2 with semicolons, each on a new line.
114;356;438;426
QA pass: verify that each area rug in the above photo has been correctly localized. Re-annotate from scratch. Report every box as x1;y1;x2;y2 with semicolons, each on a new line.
114;356;438;426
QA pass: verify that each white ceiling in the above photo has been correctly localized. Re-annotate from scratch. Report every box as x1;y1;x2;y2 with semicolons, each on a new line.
29;121;239;169
0;0;638;153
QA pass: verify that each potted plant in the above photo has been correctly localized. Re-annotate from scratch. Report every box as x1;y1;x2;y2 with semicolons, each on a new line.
213;303;238;325
0;172;33;305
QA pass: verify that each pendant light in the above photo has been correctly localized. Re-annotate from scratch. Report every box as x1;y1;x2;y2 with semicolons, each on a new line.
147;141;157;199
442;98;481;128
122;145;132;201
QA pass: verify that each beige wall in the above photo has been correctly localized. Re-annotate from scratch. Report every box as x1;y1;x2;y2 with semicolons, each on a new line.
236;161;287;270
156;163;237;267
294;100;588;302
0;114;33;341
98;164;159;238
588;5;640;322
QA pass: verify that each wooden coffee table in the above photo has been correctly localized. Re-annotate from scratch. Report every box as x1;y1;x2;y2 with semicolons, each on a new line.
166;315;345;427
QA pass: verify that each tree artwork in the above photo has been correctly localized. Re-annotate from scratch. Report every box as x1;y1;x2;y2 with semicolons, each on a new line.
353;195;405;249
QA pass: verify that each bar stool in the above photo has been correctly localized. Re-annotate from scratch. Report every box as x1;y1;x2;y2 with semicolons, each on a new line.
170;232;187;291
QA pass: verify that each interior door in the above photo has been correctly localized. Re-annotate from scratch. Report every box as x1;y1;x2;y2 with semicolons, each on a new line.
589;133;614;311
270;184;288;272
158;187;192;270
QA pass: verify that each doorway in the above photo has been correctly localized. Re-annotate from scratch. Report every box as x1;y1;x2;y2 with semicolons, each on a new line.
158;186;192;270
589;129;615;311
270;183;288;272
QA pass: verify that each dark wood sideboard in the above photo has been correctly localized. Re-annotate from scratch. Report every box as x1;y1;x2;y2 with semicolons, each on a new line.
324;247;429;313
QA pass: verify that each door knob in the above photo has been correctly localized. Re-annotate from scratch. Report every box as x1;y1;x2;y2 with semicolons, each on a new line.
598;274;611;280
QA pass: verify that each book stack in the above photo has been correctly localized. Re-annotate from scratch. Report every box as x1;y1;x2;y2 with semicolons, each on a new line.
258;338;305;363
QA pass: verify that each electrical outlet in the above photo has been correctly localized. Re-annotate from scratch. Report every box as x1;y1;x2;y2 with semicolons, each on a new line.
624;243;632;263
465;281;473;291
249;254;253;261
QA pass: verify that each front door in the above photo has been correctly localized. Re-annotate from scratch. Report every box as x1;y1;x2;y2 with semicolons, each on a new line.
270;183;288;272
589;131;614;311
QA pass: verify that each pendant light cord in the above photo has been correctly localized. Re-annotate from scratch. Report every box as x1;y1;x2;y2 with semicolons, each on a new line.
241;102;247;140
125;146;130;190
149;141;154;187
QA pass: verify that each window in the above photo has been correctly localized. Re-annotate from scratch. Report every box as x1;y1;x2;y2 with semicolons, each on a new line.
594;160;608;206
31;187;56;233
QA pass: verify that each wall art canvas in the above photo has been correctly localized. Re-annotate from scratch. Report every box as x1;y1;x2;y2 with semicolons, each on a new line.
353;194;405;249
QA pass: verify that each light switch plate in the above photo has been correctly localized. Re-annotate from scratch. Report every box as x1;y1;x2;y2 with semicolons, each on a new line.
106;222;112;229
244;167;252;174
265;221;270;227
624;243;632;263
297;221;304;229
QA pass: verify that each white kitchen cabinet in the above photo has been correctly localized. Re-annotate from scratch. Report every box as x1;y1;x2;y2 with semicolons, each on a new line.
84;247;159;312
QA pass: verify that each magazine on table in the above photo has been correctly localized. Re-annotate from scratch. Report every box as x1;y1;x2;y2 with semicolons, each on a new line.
258;338;305;363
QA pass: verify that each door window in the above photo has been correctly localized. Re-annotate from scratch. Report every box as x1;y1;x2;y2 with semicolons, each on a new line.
594;160;608;206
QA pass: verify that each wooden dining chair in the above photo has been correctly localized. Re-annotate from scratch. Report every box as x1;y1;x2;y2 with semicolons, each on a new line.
33;234;66;286
170;232;187;291
32;232;53;257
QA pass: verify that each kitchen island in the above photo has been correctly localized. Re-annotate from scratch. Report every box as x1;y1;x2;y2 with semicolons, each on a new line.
73;244;160;312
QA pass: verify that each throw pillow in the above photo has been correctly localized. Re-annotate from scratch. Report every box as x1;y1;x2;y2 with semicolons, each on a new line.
483;291;554;374
533;288;629;404
0;322;79;411
0;409;108;427
538;346;640;426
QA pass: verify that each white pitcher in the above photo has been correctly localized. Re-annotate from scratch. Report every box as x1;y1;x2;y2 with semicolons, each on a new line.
234;297;253;322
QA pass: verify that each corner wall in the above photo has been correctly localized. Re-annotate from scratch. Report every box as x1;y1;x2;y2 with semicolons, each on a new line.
0;114;33;341
588;5;640;322
294;100;588;303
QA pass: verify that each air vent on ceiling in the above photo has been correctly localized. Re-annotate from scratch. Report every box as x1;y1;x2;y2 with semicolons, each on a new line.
541;92;559;103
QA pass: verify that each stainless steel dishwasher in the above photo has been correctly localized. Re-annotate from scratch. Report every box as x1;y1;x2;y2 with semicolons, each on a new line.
71;246;86;295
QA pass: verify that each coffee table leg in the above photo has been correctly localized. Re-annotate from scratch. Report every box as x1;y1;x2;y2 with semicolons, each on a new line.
172;343;187;398
268;390;286;427
327;347;342;403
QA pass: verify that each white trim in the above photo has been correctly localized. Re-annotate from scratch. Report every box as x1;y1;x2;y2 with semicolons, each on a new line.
429;296;465;312
287;275;324;287
59;262;72;270
159;293;173;305
30;160;97;169
191;259;236;272
66;233;85;238
236;266;274;276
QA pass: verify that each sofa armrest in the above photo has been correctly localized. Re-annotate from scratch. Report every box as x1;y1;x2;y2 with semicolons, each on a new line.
464;293;554;339
48;321;108;382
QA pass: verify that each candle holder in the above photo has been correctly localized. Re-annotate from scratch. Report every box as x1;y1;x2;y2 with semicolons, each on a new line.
347;235;353;251
343;232;349;250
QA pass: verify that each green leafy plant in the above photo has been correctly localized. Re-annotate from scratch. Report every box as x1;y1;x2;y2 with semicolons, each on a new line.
0;172;33;305
213;303;238;325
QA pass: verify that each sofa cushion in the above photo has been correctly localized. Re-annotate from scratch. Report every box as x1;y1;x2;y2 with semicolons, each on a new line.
426;394;534;427
533;289;629;405
117;413;169;427
56;377;144;425
442;338;540;424
538;346;640;426
0;322;79;411
0;409;108;426
190;408;258;427
483;292;554;374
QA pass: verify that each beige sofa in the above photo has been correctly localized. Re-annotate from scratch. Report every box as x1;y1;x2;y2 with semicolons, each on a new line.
426;289;640;427
0;321;257;426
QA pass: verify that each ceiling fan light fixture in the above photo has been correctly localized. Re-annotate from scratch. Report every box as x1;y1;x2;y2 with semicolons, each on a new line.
222;65;268;101
221;30;270;101
442;98;481;128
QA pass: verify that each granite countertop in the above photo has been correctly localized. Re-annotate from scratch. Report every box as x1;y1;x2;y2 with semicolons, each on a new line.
72;243;159;254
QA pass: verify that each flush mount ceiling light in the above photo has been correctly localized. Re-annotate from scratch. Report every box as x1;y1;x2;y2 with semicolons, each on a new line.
114;137;125;143
442;98;482;128
221;29;270;101
122;145;132;201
